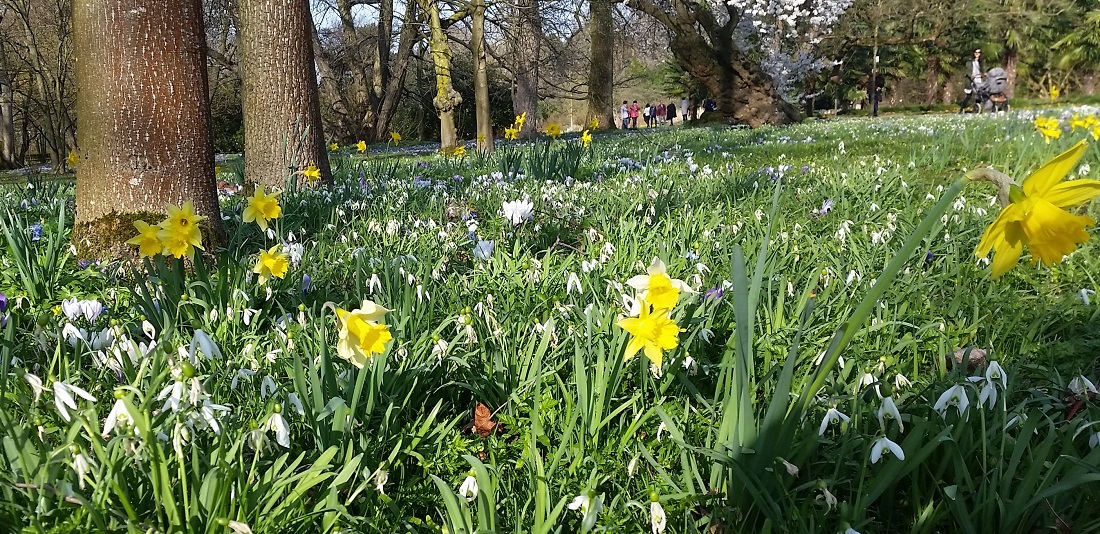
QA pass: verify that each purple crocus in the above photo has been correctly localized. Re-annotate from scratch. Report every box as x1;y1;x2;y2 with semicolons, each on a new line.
810;199;834;217
301;273;312;294
704;287;724;301
0;292;7;328
29;222;44;241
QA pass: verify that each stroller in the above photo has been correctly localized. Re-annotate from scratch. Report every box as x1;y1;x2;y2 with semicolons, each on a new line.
961;67;1010;114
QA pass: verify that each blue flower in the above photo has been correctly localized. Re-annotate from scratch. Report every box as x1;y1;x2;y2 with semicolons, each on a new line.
29;222;44;241
704;287;724;301
301;273;312;294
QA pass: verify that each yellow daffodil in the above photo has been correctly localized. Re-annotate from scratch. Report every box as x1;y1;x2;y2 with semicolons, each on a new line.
253;245;289;285
581;130;593;148
1092;125;1100;142
546;122;561;139
242;185;281;231
329;142;340;151
356;140;367;153
156;201;205;260
626;257;695;309
976;140;1100;278
1071;114;1089;132
126;220;163;257
301;164;321;182
504;126;519;141
1034;117;1061;144
588;117;600;130
391;131;402;145
450;145;466;158
514;112;527;130
1049;85;1060;100
336;300;393;368
477;133;486;145
617;300;682;367
67;150;78;168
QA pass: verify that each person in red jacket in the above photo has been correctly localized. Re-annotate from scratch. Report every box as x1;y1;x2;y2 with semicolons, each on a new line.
629;100;640;129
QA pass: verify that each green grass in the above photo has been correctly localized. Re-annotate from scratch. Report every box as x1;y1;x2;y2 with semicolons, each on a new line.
1;110;1099;533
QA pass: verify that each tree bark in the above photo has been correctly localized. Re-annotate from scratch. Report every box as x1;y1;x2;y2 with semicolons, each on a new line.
71;0;224;258
370;0;418;141
0;51;16;169
472;0;494;153
585;0;615;130
1003;47;1018;99
924;52;940;105
511;0;540;137
419;0;461;152
239;0;331;189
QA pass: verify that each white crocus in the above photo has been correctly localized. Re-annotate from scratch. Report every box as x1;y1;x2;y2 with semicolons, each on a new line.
650;500;667;534
819;407;850;436
459;474;479;502
1069;376;1098;398
53;381;97;423
877;397;904;432
501;198;534;225
870;436;905;463
934;384;970;419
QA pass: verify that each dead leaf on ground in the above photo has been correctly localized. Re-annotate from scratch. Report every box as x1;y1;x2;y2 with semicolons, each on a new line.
472;403;497;438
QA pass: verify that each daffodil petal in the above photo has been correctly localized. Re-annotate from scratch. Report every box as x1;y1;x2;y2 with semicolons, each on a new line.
1022;140;1089;197
642;342;663;367
990;233;1023;279
1044;179;1100;209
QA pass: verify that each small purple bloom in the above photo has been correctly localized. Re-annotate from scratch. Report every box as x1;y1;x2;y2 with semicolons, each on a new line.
810;199;834;217
801;165;810;174
78;260;91;269
301;273;312;294
704;287;724;301
29;222;44;241
925;250;934;264
685;251;699;261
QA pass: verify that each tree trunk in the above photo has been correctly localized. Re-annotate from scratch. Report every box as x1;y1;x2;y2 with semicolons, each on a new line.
71;0;224;259
585;0;615;130
472;0;494;153
924;53;940;105
0;61;16;169
671;36;800;127
1003;47;1018;99
239;0;331;189
419;0;461;152
511;0;540;137
370;0;418;141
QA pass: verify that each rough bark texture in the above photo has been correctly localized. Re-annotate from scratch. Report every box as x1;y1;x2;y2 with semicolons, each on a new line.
1003;47;1018;99
511;0;540;137
924;53;940;105
472;0;494;153
71;0;223;258
239;0;331;189
585;0;615;130
419;0;461;151
0;58;16;168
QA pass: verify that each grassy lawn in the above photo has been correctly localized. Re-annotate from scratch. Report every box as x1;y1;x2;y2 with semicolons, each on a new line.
1;110;1099;533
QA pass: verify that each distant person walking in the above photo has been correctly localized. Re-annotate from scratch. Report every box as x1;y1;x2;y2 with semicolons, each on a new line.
620;101;629;129
643;103;652;127
629;100;640;129
667;100;677;124
958;48;984;113
680;97;689;122
656;102;666;125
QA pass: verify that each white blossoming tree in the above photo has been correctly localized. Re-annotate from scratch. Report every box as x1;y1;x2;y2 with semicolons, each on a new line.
623;0;852;126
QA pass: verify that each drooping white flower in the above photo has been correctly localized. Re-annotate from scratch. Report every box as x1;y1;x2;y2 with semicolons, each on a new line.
231;368;255;389
566;272;582;295
196;400;231;434
459;474;479;502
72;450;97;489
142;320;157;340
158;381;186;413
650;500;667;534
985;361;1008;389
260;376;278;399
227;521;253;534
568;492;604;524
102;398;139;438
877;397;904;432
24;372;46;403
1079;289;1096;305
266;412;290;448
1069;376;1098;398
53;381;97;423
894;373;912;390
287;393;305;416
870;436;905;463
934;384;970;419
819;407;850;435
627;456;639;478
373;468;389;494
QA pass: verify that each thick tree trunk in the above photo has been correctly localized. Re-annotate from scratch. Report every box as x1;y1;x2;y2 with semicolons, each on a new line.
585;0;615;130
71;0;224;259
370;0;418;141
1003;47;1018;99
924;53;940;105
420;0;461;152
472;0;494;153
239;0;331;189
511;0;540;137
671;37;800;127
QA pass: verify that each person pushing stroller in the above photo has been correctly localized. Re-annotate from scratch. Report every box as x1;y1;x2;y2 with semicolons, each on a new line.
959;48;1010;114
